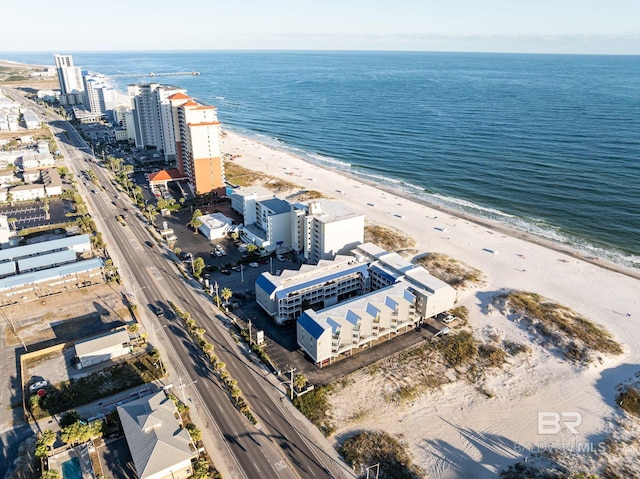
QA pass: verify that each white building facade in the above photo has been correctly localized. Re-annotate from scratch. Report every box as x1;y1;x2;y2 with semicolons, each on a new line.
291;199;364;264
297;281;419;366
256;255;369;324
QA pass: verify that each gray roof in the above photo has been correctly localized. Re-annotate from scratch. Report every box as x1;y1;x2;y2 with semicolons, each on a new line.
0;234;90;262
259;197;291;215
0;258;102;291
17;249;76;272
117;392;195;479
75;328;130;358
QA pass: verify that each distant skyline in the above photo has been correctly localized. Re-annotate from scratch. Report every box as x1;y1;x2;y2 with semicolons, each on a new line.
2;0;639;55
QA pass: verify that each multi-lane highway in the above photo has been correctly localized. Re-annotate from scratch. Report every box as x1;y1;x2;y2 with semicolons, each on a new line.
11;93;352;479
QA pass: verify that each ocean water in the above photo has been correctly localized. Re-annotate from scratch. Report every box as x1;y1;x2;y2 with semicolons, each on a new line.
3;51;640;269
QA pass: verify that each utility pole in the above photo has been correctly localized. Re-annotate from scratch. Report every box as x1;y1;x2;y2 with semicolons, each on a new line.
214;281;220;308
289;366;296;401
248;319;252;346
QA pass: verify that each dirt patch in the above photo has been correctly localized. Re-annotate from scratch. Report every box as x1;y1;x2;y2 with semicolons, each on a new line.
5;283;132;349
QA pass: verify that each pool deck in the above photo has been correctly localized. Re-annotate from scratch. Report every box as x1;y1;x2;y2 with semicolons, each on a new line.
48;443;95;479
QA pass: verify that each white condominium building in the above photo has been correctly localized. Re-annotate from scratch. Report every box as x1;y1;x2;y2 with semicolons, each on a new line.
230;185;275;223
128;83;186;160
256;255;369;325
53;54;84;105
291;199;364;264
242;197;292;252
297;281;419;366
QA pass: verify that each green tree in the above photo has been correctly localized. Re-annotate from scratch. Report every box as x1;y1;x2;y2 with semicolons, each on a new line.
221;287;233;305
192;256;205;278
42;197;50;220
146;204;158;223
188;209;203;232
246;243;258;255
8;217;17;230
42;471;60;479
294;373;308;391
185;422;202;442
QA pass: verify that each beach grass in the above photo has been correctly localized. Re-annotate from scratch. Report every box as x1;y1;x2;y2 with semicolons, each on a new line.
417;252;485;289
339;430;423;479
501;291;623;362
617;387;640;417
364;224;416;252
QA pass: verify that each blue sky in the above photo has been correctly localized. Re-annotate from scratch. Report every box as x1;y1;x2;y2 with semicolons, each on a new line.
2;0;639;54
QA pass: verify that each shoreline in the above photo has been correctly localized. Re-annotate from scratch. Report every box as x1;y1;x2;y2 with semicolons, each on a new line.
221;127;640;282
220;125;640;478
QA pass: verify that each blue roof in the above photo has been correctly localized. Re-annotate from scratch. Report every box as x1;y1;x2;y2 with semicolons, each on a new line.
255;273;278;296
259;198;290;215
370;264;398;284
298;311;327;340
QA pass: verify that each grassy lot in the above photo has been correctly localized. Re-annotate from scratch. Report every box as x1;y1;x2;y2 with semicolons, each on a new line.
29;352;165;420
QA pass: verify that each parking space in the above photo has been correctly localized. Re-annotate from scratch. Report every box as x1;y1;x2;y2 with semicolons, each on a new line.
0;198;69;230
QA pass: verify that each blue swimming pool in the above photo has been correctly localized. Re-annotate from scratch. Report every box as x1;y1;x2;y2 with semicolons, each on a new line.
60;456;82;479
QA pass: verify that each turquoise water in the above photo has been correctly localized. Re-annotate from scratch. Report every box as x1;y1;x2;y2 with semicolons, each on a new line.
60;456;82;479
2;51;639;269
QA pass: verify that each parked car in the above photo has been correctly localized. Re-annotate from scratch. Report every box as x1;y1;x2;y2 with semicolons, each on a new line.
29;380;48;393
235;293;246;300
442;314;456;323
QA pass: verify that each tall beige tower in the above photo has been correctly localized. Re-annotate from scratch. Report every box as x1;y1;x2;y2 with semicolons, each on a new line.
169;93;225;196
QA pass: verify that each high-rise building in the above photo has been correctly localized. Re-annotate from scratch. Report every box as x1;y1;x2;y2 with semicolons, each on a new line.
83;74;117;122
169;92;225;196
128;83;186;160
53;54;84;105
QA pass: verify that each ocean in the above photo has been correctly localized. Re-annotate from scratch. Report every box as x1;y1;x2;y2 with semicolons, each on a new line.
3;51;640;270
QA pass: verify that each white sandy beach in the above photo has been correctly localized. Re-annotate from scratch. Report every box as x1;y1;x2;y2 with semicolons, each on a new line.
220;129;640;477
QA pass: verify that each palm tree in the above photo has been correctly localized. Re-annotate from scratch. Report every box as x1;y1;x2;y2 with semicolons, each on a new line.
8;217;17;230
188;209;203;233
42;197;50;220
294;373;308;391
221;287;233;305
146;204;158;223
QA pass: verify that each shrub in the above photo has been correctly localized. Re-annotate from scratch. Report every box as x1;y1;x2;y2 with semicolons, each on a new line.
293;385;335;436
339;430;422;479
431;330;477;367
617;387;640;417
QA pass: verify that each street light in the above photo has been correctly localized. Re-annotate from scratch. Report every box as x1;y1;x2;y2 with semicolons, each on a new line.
179;377;198;404
150;323;167;349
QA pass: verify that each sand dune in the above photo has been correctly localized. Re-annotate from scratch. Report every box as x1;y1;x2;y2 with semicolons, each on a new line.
221;129;640;478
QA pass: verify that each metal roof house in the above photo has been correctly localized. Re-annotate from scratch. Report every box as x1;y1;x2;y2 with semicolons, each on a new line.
74;328;131;369
117;391;197;479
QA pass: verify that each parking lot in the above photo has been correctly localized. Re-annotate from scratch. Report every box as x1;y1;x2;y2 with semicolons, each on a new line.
0;198;69;230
